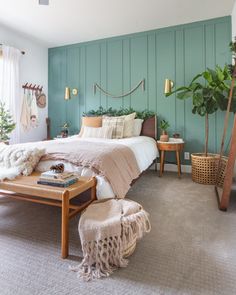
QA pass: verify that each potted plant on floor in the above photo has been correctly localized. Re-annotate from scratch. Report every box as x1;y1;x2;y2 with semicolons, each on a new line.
166;63;235;184
0;102;16;144
159;119;170;142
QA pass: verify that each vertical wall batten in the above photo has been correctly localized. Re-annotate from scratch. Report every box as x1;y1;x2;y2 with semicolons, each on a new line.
174;30;177;131
99;44;101;107
121;39;124;108
106;42;108;108
154;33;157;117
146;36;149;110
214;24;218;153
183;28;186;140
129;39;131;108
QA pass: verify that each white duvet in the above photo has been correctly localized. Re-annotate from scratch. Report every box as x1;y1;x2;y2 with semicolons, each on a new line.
36;136;158;199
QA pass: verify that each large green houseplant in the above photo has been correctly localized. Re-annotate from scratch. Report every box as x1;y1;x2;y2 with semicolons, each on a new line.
166;65;232;156
166;64;235;184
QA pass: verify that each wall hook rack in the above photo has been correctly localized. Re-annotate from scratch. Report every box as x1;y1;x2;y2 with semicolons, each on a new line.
22;83;43;92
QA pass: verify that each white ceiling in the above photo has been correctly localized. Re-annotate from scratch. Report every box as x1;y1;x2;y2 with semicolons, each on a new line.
0;0;235;48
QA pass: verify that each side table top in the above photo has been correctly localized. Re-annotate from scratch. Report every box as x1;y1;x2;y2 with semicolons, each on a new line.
157;138;184;144
157;140;185;151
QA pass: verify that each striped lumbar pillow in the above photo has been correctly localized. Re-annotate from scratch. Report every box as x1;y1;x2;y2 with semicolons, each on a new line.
81;126;113;139
102;116;125;139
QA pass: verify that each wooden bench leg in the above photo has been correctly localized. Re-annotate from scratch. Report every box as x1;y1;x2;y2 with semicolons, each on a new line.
61;192;69;259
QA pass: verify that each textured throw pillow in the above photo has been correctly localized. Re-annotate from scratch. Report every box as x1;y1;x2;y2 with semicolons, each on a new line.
81;126;113;139
102;116;125;139
78;116;102;137
123;112;136;138
133;119;144;136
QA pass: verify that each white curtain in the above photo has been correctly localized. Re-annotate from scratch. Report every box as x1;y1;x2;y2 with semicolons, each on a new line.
0;45;21;144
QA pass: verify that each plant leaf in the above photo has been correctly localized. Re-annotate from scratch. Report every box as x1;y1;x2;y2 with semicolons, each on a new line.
177;90;192;100
193;92;204;107
203;71;213;83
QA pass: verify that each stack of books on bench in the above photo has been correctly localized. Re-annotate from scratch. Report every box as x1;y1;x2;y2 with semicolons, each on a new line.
37;171;78;187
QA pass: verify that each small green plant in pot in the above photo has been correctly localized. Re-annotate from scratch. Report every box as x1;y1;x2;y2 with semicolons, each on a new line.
159;119;170;142
60;122;70;138
0;102;16;144
166;62;235;184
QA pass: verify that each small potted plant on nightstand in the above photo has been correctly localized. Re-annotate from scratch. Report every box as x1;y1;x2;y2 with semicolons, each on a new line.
0;102;16;144
159;119;170;142
60;122;70;138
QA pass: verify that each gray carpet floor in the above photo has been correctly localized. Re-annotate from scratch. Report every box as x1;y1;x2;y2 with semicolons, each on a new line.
1;171;236;295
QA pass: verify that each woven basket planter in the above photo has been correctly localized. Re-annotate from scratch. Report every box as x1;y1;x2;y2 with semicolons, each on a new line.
191;153;228;185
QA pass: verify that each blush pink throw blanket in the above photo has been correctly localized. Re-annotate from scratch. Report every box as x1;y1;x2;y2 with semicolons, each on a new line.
24;139;140;198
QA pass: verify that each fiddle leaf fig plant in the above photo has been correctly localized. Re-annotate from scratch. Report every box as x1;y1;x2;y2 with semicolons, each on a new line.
166;64;234;156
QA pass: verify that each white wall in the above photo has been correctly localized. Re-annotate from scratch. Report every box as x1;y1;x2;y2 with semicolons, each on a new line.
0;24;48;143
232;1;236;38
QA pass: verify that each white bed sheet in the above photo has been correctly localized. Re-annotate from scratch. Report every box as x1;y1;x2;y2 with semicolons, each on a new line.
36;136;158;199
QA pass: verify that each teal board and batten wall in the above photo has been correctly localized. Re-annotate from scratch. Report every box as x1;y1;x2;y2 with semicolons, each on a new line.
48;16;232;163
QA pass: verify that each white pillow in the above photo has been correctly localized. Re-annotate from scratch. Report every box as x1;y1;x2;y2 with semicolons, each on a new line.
123;112;136;138
81;126;113;139
133;119;144;136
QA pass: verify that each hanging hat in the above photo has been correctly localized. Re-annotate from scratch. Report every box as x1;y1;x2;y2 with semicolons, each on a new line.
36;93;46;108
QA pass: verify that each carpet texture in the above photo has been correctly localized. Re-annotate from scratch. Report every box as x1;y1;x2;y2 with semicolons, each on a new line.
0;171;236;295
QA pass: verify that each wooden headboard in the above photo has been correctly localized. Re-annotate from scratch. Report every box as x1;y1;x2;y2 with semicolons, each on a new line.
141;116;157;140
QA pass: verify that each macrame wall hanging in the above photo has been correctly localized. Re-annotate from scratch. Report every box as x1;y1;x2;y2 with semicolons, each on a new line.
93;79;145;98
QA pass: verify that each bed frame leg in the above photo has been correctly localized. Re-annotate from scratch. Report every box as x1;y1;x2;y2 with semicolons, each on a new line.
155;157;158;172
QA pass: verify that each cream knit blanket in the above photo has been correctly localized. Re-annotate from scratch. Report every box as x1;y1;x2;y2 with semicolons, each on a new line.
71;199;151;280
0;143;45;181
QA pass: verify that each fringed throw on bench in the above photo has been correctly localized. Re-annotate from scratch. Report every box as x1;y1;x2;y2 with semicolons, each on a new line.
70;198;151;281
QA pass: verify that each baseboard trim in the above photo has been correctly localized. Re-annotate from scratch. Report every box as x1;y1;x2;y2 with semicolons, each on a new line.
150;163;192;173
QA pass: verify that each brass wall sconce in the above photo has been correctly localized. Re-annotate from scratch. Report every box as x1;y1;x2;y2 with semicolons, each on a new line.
64;87;78;100
164;79;174;95
64;87;70;100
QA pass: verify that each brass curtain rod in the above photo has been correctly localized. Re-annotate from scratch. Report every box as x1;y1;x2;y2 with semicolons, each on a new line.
0;44;25;55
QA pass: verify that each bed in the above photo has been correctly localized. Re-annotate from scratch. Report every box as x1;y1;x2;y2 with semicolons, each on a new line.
43;116;158;198
36;135;158;199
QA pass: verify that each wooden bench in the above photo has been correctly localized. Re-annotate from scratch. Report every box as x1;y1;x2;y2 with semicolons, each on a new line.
0;172;96;258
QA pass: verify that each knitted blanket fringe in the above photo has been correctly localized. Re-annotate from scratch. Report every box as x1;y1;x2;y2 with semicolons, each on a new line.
70;202;151;281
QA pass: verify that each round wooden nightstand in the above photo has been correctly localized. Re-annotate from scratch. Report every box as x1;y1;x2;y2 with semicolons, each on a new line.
157;140;185;178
